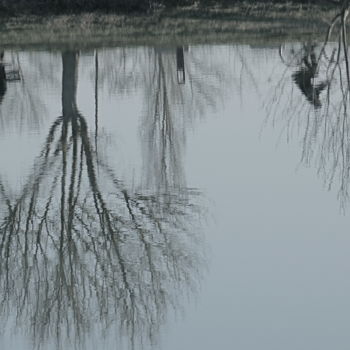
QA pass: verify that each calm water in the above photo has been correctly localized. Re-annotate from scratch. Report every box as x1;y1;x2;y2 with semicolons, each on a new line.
0;43;350;350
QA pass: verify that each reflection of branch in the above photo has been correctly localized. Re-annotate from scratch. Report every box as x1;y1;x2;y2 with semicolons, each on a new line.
0;51;60;134
0;51;205;349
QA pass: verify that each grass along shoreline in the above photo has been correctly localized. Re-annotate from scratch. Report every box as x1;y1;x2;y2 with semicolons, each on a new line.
0;3;340;48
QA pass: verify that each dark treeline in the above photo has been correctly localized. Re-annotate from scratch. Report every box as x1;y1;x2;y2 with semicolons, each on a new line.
0;0;343;14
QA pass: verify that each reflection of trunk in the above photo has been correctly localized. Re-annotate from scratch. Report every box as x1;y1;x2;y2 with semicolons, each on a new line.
61;51;80;243
0;52;6;105
95;51;99;155
0;65;6;105
176;47;185;84
62;52;79;118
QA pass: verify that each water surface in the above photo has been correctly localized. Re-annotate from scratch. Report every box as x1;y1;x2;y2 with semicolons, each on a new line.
0;41;350;350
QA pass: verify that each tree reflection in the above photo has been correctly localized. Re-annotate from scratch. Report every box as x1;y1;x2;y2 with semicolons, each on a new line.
269;5;350;209
141;47;188;192
85;45;230;198
91;45;226;194
0;51;205;349
137;46;227;193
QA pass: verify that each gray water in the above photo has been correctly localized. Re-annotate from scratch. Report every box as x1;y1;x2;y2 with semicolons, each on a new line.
0;43;350;350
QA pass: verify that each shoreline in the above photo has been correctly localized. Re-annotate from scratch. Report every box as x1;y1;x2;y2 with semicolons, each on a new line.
0;3;339;48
